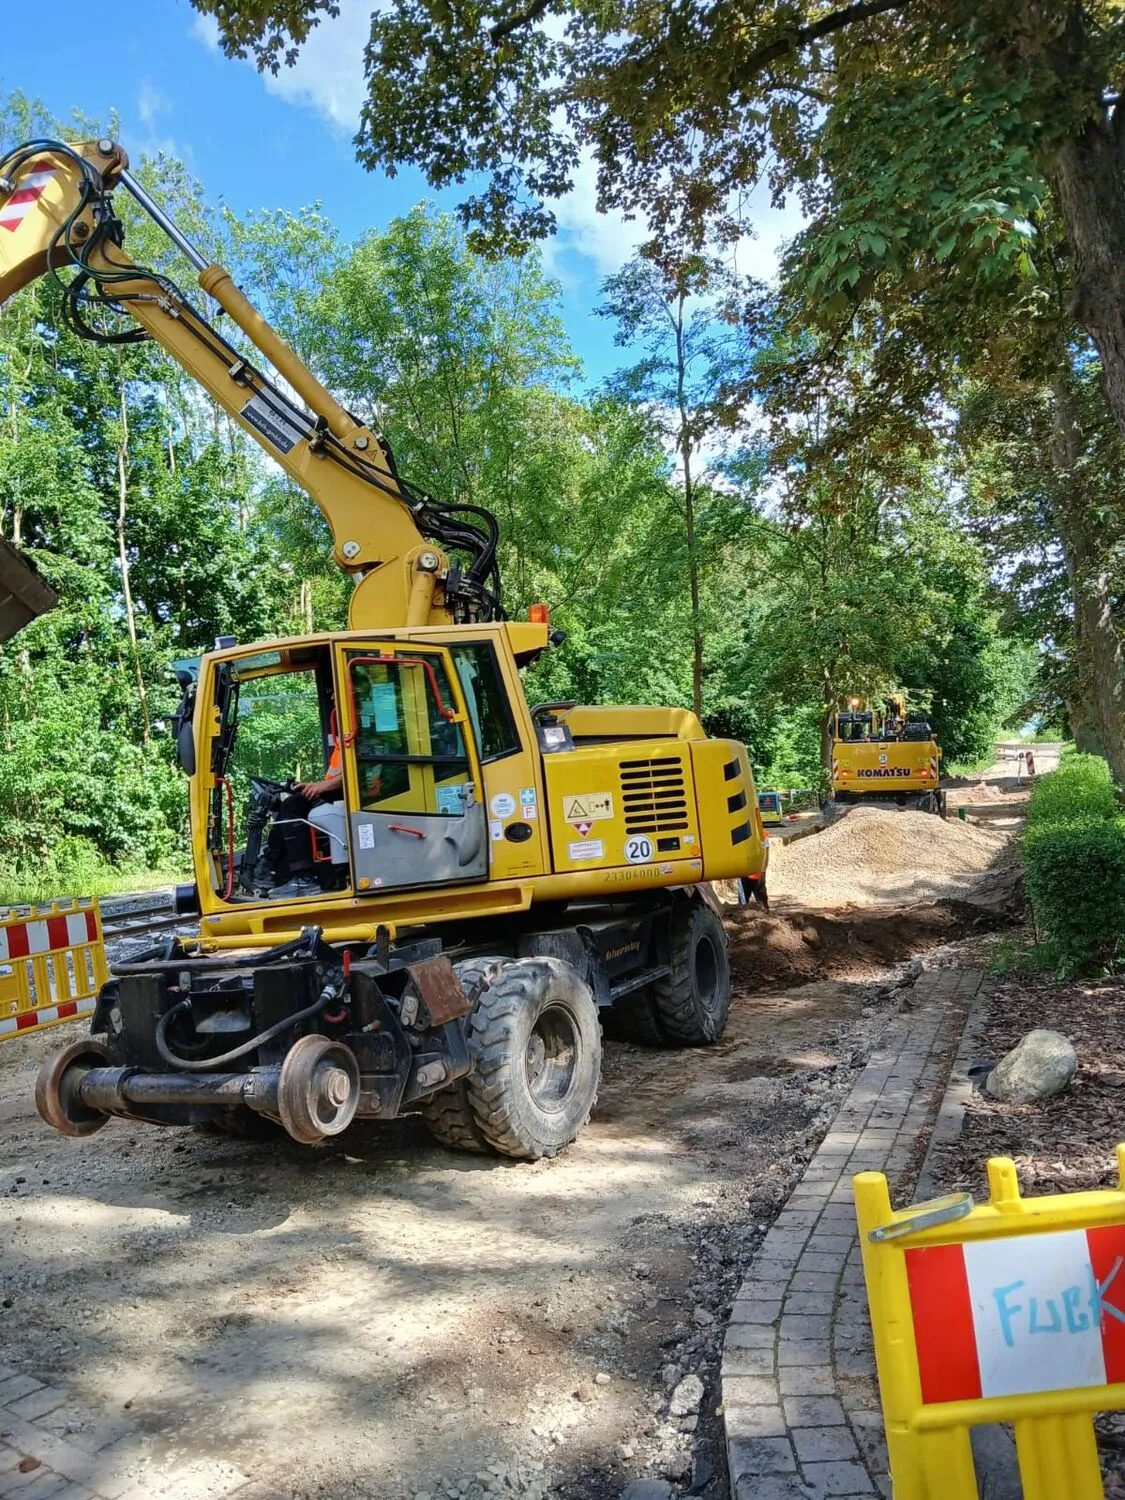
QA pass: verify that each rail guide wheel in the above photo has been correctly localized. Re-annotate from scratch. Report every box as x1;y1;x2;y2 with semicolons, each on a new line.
276;1034;361;1144
35;1038;112;1137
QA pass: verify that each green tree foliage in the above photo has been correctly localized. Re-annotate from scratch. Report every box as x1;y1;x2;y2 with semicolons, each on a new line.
191;0;1125;447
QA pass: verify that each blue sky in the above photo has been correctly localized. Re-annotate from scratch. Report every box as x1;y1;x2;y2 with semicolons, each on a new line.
3;0;803;385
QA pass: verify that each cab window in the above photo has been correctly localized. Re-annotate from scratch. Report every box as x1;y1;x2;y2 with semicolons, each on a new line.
451;643;520;762
347;653;473;814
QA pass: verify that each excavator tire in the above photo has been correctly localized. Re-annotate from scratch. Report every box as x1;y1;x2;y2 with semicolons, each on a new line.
650;901;731;1046
603;988;667;1047
194;1107;283;1141
465;957;601;1160
419;956;509;1153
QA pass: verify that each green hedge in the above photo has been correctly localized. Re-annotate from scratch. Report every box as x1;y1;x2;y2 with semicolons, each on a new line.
1027;753;1118;826
1021;755;1123;972
1022;817;1125;972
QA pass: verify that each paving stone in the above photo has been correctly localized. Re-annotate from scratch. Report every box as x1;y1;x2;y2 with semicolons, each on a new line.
762;1231;811;1257
776;1340;829;1367
783;1292;834;1316
780;1314;832;1341
778;1367;837;1397
726;1323;776;1349
735;1480;809;1500
0;1454;23;1478
741;1280;793;1301
724;1405;788;1439
789;1271;839;1293
0;1422;104;1494
45;1487;96;1500
806;1235;855;1255
800;1459;876;1496
0;1467;56;1497
728;1436;798;1478
734;1301;782;1324
751;1259;795;1284
723;1376;780;1407
783;1396;846;1428
723;1347;776;1377
4;1393;66;1424
791;1428;860;1464
0;1380;44;1408
796;1251;848;1275
17;1474;67;1500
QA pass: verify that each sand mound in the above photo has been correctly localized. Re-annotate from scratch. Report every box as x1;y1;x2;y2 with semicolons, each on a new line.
768;806;1009;909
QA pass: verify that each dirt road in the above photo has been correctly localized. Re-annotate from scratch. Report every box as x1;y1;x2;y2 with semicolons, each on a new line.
0;802;1022;1500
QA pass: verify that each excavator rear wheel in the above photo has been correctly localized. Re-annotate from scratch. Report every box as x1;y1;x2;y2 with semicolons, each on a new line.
649;901;731;1046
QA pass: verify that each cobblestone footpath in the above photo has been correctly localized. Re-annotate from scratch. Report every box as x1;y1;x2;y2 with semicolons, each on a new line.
0;1366;285;1500
720;966;985;1499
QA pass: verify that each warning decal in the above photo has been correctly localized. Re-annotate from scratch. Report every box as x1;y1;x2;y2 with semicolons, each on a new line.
562;792;613;824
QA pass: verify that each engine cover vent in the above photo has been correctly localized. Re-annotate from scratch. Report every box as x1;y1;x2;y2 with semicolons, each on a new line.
619;756;689;834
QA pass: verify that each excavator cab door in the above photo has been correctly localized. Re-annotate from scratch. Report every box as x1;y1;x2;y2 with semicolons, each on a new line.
336;643;488;892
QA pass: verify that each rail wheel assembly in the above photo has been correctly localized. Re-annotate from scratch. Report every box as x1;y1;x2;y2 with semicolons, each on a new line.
276;1034;361;1144
35;1038;112;1137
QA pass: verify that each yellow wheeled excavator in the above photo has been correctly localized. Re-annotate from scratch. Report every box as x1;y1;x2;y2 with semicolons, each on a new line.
829;694;945;816
1;136;768;1157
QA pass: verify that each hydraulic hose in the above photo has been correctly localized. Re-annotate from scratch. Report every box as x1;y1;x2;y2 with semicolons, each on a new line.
154;985;338;1072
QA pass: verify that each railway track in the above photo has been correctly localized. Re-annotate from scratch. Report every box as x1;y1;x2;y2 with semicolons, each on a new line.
99;891;198;945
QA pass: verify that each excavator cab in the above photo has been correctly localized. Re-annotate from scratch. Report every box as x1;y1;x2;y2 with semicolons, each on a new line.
190;638;488;905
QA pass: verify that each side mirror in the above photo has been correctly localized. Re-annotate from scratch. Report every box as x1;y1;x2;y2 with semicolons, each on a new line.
172;686;197;775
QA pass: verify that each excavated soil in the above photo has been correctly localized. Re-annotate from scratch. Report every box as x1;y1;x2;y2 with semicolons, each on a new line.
767;806;1010;908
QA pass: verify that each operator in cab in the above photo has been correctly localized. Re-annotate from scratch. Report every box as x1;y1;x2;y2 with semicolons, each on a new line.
266;738;345;881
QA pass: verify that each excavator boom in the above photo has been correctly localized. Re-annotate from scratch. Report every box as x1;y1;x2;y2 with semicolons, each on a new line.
0;137;501;630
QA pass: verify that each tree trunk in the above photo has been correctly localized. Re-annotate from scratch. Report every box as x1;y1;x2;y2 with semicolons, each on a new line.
820;671;837;780
116;383;151;744
673;296;704;721
681;449;704;722
1050;380;1125;783
1050;114;1125;441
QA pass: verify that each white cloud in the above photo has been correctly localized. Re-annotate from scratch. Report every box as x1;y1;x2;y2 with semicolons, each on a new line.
190;13;221;50
134;77;186;161
137;79;172;132
192;2;371;133
547;149;644;279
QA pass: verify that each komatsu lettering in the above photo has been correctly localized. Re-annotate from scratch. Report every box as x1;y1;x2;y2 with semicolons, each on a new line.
857;767;912;778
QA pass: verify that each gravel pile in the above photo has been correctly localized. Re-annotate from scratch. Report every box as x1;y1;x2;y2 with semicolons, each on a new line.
768;806;1008;908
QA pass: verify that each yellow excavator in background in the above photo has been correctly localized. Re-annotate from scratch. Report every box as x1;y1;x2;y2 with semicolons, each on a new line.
1;137;768;1158
829;693;945;816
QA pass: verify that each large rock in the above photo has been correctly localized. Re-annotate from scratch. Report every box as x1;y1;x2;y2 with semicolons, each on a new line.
986;1030;1077;1103
620;1484;674;1500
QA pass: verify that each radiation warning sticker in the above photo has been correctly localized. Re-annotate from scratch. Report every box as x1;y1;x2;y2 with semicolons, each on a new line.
562;792;613;827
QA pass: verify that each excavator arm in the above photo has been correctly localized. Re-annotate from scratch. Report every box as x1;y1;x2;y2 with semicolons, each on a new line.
0;138;501;629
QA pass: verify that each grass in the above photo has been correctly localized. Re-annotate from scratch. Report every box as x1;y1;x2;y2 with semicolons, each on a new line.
0;864;189;909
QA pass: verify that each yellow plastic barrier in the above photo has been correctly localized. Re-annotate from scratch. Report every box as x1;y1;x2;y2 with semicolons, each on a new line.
0;899;108;1039
854;1152;1125;1499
